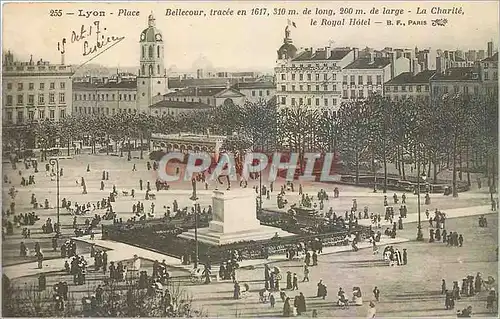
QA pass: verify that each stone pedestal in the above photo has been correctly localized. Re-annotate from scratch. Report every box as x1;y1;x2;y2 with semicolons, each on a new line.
179;189;293;245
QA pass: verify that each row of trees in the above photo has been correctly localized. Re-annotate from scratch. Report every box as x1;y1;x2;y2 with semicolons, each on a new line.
3;94;497;195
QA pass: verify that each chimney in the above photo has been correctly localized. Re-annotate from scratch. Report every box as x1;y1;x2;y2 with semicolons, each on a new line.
412;59;419;75
487;41;493;57
61;52;65;65
325;46;331;59
353;47;359;60
369;52;374;64
390;52;396;79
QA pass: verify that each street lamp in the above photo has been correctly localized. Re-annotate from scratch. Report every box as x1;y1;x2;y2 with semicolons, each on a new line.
49;158;61;235
189;178;199;269
416;150;423;241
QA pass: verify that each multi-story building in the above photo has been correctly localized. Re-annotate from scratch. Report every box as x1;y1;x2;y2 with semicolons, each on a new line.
275;26;357;112
232;81;276;104
341;55;391;101
430;67;485;99
478;52;498;96
72;79;138;116
162;83;246;108
149;100;212;117
72;13;169;115
384;70;436;102
2;51;73;126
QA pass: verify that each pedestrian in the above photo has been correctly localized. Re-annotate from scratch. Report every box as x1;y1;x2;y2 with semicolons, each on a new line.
458;234;464;247
132;164;136;171
441;279;447;294
402;248;407;265
292;273;298;290
373;286;380;301
269;292;275;307
286;271;292;289
367;301;376;318
100;181;104;191
312;251;318;266
302;265;310;282
139;179;143;191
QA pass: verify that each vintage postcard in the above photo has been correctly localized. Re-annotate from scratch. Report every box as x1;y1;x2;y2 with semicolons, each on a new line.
1;1;499;317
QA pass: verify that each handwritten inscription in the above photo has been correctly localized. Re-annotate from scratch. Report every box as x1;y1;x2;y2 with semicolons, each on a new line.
57;21;125;57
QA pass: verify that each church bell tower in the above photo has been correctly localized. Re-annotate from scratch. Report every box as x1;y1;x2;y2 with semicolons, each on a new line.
137;13;168;112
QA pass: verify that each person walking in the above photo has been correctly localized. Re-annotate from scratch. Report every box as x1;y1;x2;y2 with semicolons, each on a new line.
373;286;380;301
302;265;310;282
292;273;299;290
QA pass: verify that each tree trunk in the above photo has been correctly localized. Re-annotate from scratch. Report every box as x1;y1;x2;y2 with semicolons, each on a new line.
427;152;431;179
355;146;359;185
452;135;458;197
383;139;387;193
120;141;124;157
466;144;471;187
67;140;70;156
140;135;144;160
401;148;406;180
433;154;438;183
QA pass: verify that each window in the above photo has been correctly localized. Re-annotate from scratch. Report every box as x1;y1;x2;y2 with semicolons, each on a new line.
474;86;479;95
394;95;399;101
6;111;12;122
315;85;320;91
307;98;311;105
394;86;399;92
16;94;23;105
59;93;65;104
425;85;429;91
315;74;320;81
307;85;310;91
484;63;489;69
38;110;45;119
299;74;303;81
60;82;65;89
281;97;286;104
39;83;45;90
408;86;413;92
484;72;489;80
83;95;87;101
17;83;23;91
367;76;373;85
157;46;160;58
28;111;34;120
444;86;448;93
324;74;328;81
106;94;109;100
358;76;363;84
299;85;303;91
17;111;23;123
7;83;12;90
252;90;256;96
60;109;66;118
350;75;355;85
342;90;348;98
112;108;115;115
453;86;459;93
315;98;320;106
259;90;263;97
49;93;55;104
350;90;356;97
299;98;304;105
494;72;498;80
266;90;270;96
281;85;286;92
324;98;328;106
333;85;337;92
324;85;328;91
38;93;45;105
149;45;153;58
332;74;336;80
134;94;136;100
128;94;131;100
376;75;382;85
433;87;439;95
112;94;115;100
464;86;469;94
281;74;285;80
416;85;422;92
307;74;311;81
29;83;34;90
291;74;296;80
28;95;34;105
50;82;55;90
119;94;122;100
359;90;364;98
292;85;296;91
49;110;55;119
291;98;296;106
402;86;407;92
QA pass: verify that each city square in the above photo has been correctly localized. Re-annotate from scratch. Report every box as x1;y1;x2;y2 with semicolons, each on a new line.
2;1;499;318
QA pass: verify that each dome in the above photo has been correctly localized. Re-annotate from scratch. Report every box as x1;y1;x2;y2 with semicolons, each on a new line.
278;42;297;60
140;13;162;42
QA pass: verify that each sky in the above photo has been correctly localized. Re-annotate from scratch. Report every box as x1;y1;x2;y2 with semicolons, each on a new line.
2;1;499;71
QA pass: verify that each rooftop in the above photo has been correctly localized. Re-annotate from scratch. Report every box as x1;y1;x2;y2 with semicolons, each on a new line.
481;52;498;62
73;80;137;90
432;67;480;81
165;87;226;97
151;132;226;143
292;49;351;62
344;57;391;69
385;70;437;85
149;100;212;109
233;81;275;89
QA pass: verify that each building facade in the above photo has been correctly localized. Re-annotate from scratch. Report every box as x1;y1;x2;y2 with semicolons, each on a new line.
384;70;436;102
233;81;276;104
341;56;391;101
430;67;487;99
162;84;246;108
2;51;73;126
